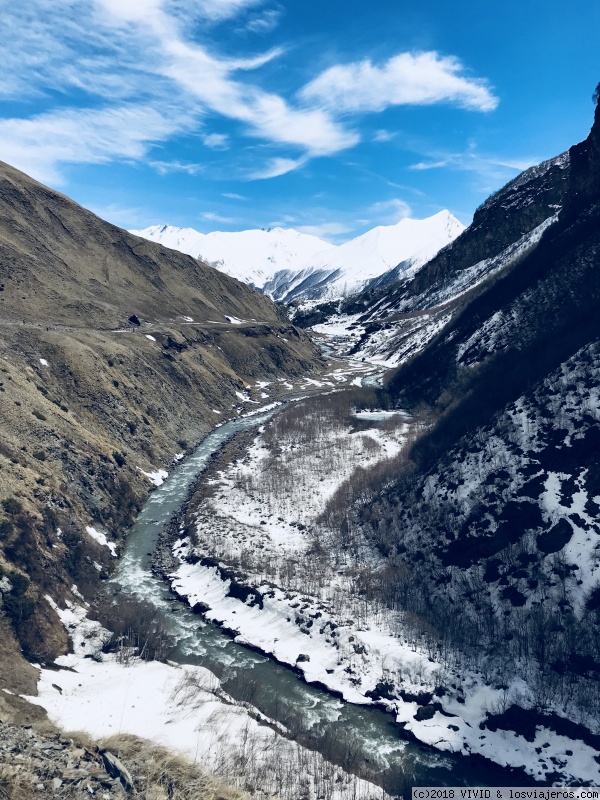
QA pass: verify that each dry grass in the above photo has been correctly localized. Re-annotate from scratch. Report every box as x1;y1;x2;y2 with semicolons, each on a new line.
98;733;253;800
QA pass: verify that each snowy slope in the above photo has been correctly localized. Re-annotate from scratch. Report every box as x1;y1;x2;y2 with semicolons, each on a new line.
131;211;464;302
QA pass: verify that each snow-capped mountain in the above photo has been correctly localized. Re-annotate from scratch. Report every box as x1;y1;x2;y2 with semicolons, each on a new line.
129;224;335;289
266;210;465;303
130;210;465;304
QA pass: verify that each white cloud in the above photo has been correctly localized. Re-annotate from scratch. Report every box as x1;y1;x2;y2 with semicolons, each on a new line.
157;39;358;156
493;157;538;171
301;51;498;113
373;129;396;143
194;0;264;21
368;197;412;223
243;8;281;33
227;47;285;71
247;156;307;179
201;211;237;223
1;0;358;180
223;192;247;200
150;160;204;174
0;104;188;185
408;149;539;180
1;3;499;188
203;133;230;150
409;159;453;171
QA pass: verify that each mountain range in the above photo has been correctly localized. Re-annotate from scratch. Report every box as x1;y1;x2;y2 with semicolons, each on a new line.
131;210;464;305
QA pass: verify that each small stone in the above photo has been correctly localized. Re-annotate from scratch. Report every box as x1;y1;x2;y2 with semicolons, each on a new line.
53;778;63;789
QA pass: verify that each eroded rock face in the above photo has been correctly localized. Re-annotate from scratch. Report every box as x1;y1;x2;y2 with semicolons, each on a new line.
0;724;119;798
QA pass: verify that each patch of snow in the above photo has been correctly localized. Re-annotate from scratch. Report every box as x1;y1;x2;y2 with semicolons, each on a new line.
138;468;169;487
85;526;118;557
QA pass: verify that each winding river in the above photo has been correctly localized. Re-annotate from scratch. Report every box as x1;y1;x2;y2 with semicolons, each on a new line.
113;404;532;797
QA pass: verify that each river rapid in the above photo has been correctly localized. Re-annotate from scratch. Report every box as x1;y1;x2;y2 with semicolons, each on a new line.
113;401;532;797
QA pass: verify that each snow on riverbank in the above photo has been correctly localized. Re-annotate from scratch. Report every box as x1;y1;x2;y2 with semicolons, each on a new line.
27;598;392;800
167;399;600;787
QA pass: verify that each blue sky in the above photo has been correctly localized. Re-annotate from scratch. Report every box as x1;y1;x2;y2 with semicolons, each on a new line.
1;0;599;242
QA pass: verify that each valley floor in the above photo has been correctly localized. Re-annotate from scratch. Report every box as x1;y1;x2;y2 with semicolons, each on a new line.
19;353;600;795
161;363;600;787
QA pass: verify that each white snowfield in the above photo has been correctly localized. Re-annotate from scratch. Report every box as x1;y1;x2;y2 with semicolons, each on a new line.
130;211;464;303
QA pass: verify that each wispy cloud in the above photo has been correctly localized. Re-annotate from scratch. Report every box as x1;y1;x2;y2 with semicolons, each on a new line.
373;129;396;143
0;2;500;187
195;0;265;21
301;51;498;113
223;192;248;200
269;196;415;244
243;8;282;33
295;221;354;241
408;148;539;182
203;133;230;150
150;159;205;174
0;104;189;184
247;156;308;179
201;210;238;223
367;197;412;223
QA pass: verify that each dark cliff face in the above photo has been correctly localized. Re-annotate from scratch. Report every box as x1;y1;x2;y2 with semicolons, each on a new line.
384;100;600;427
568;101;600;212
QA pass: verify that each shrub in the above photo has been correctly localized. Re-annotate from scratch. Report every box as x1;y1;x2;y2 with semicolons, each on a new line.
2;498;23;515
2;571;35;626
112;451;126;467
94;595;174;662
32;410;46;421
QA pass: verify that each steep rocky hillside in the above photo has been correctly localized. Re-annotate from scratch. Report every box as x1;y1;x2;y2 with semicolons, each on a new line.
352;101;600;735
0;161;322;686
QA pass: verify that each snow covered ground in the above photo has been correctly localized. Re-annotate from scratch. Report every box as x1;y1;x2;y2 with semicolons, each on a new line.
166;393;600;786
27;598;393;800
